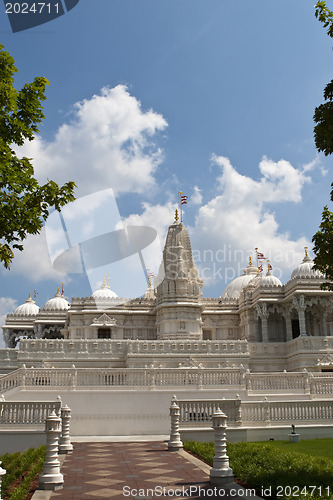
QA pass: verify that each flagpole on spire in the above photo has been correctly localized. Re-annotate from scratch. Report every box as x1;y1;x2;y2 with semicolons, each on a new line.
178;191;183;222
255;248;258;269
178;191;188;222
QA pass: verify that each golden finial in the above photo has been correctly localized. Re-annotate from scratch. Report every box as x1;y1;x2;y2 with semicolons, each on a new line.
28;292;31;299
57;287;60;293
304;246;308;257
174;208;179;222
103;277;106;285
249;256;252;266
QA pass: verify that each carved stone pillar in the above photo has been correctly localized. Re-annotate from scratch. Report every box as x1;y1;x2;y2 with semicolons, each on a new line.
293;295;307;337
321;310;328;337
284;311;293;341
256;303;269;342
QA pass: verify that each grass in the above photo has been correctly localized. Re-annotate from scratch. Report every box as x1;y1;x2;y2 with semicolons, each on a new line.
0;446;46;500
184;439;333;500
266;437;333;460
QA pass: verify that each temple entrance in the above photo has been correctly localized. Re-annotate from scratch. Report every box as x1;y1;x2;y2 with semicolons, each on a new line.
292;320;300;339
97;328;111;339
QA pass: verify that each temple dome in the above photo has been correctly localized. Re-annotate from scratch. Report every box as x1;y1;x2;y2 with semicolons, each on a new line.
258;270;282;288
222;259;259;299
291;250;323;280
44;290;70;311
14;295;39;316
91;280;117;300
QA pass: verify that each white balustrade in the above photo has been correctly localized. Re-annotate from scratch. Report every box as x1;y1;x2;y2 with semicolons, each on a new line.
178;399;242;426
177;398;333;427
1;364;333;395
0;400;61;425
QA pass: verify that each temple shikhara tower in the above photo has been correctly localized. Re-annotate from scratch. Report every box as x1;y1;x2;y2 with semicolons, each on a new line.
2;208;333;439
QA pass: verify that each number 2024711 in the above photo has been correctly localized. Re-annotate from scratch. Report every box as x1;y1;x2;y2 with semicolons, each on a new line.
5;3;60;14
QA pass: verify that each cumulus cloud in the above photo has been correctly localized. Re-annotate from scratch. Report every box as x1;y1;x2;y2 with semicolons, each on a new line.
1;230;67;283
191;186;203;205
119;201;176;276
191;155;314;289
17;85;168;197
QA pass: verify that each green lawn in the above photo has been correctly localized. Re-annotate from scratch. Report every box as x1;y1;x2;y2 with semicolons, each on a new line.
265;438;333;461
184;439;333;500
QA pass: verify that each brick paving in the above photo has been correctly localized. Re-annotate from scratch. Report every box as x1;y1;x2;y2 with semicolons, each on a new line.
49;441;252;500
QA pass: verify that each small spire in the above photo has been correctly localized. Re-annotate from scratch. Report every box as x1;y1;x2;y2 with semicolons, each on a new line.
28;292;31;299
249;256;253;266
304;246;308;257
174;208;179;222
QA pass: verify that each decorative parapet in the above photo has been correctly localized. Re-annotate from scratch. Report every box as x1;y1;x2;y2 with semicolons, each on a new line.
0;400;61;425
177;397;333;428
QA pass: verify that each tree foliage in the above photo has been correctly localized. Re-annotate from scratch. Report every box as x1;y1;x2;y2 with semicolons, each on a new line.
312;2;333;289
312;185;333;288
0;43;76;268
314;2;333;155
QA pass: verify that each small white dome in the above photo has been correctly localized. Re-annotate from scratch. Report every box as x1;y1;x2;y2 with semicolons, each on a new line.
91;280;117;300
291;251;323;280
44;290;70;311
14;295;39;316
222;260;259;299
259;270;282;288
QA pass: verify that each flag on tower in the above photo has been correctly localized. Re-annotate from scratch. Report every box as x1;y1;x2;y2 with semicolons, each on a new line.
268;262;273;271
257;251;266;260
33;290;37;300
258;263;263;272
61;283;64;296
180;195;188;205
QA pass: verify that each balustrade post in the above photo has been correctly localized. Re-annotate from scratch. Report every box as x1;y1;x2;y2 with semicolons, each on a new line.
303;369;310;394
59;405;73;454
21;364;26;390
168;396;183;451
210;408;233;484
0;462;6;500
245;369;252;391
70;364;77;390
263;397;270;424
309;372;314;395
235;395;242;426
149;365;156;390
197;365;203;390
38;411;63;490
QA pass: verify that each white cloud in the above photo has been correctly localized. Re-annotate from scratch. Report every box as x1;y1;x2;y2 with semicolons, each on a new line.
191;186;203;205
119;201;176;276
0;297;18;348
191;155;314;289
16;85;168;198
1;230;67;283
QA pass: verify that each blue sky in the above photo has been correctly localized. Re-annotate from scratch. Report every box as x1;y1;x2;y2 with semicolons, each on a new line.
1;0;333;331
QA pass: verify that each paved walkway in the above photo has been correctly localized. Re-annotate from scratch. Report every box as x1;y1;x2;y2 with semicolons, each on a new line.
44;441;259;500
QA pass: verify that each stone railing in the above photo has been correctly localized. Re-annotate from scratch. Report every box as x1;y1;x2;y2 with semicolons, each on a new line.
0;400;61;425
176;397;333;427
2;366;333;396
241;399;333;425
178;398;242;427
247;372;307;391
